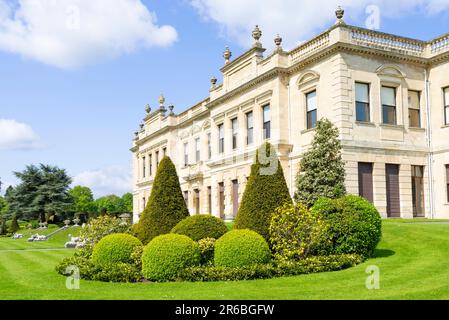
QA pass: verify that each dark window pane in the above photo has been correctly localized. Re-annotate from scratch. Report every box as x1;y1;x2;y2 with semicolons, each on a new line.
382;105;396;125
263;121;270;139
409;109;421;127
247;128;253;145
356;102;370;122
307;110;317;129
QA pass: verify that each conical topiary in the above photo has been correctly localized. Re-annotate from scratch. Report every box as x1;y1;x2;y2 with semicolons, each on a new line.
294;118;346;207
133;156;189;244
234;142;292;241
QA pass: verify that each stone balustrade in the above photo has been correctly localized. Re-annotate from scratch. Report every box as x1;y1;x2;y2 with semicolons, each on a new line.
430;33;449;55
349;28;425;57
290;32;330;63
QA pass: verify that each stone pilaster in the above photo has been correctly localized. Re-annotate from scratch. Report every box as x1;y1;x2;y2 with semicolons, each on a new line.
373;162;387;217
399;164;413;218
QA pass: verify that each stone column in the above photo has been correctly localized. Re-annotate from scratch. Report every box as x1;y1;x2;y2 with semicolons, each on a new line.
210;176;219;218
344;160;359;195
224;178;234;221
399;164;413;218
373;162;387;218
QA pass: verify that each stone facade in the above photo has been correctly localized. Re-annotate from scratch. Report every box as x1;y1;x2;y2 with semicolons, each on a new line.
131;9;449;222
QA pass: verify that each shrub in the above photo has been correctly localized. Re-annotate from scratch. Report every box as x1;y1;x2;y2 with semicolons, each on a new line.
178;264;277;282
171;215;228;241
80;215;130;250
90;263;141;283
56;256;99;280
131;245;144;270
133;157;189;244
294;118;346;207
234;143;292;240
91;233;142;265
214;229;271;268
142;234;200;281
311;195;382;258
269;203;328;262
178;254;363;282
197;238;216;265
56;257;141;283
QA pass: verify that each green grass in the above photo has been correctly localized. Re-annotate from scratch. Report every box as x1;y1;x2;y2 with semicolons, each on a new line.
0;226;81;251
1;220;449;299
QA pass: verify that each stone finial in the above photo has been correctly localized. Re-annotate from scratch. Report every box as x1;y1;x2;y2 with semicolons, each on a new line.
252;25;262;47
168;104;175;116
274;34;283;52
210;76;217;89
335;6;345;24
145;104;151;114
223;46;232;64
159;94;166;112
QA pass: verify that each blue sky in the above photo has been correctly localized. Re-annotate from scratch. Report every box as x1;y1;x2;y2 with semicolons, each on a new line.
1;0;449;197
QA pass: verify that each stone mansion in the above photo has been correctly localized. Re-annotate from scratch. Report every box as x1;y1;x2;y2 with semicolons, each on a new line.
131;7;449;222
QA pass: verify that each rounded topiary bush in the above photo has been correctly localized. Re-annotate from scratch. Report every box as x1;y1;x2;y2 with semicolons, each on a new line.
171;214;228;241
92;233;142;266
214;229;271;268
311;195;382;258
142;234;200;281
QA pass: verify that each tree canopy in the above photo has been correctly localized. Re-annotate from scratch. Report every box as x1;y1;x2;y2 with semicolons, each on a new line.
9;164;73;222
69;186;95;216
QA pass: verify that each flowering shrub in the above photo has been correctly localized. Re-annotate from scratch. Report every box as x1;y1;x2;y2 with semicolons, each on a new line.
269;203;328;262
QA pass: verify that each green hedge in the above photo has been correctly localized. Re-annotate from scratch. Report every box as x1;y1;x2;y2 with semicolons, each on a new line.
178;254;363;282
171;215;228;241
56;256;141;283
141;234;200;282
214;229;271;268
311;195;382;258
91;233;142;265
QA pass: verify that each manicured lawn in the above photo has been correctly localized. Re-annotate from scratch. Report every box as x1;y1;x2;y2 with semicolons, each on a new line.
0;226;81;251
1;220;449;300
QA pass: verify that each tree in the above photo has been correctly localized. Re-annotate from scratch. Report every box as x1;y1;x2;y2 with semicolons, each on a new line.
234;142;292;241
69;186;95;219
133;156;189;244
294;118;346;207
8;164;73;222
9;215;20;233
94;195;125;215
0;196;8;235
121;193;133;213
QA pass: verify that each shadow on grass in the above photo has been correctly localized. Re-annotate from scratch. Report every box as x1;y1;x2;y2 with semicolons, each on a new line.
373;249;395;258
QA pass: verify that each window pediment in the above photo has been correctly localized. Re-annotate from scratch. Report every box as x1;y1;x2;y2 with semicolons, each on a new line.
376;64;406;79
296;71;320;90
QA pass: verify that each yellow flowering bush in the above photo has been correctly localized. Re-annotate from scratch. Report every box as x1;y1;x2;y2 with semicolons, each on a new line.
269;203;328;262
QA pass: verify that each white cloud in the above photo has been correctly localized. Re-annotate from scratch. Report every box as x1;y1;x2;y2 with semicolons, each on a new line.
73;165;132;198
189;0;449;49
0;119;40;150
0;0;178;69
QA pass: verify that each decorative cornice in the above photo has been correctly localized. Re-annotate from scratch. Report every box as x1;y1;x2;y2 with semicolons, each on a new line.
137;139;168;156
220;46;266;73
134;127;173;147
207;68;287;108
